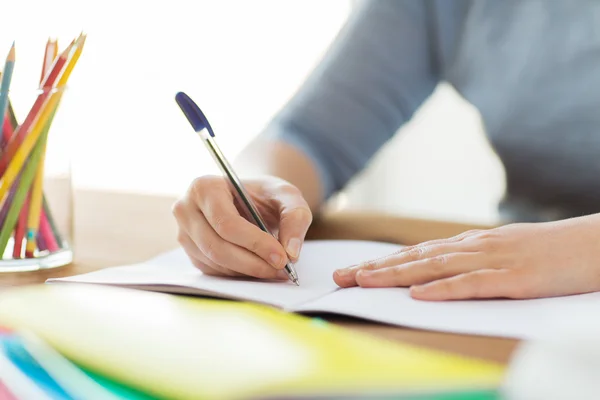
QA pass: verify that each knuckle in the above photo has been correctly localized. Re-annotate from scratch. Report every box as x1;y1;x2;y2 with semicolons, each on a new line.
465;270;494;298
437;279;456;295
171;200;186;218
472;229;499;241
407;246;426;260
248;237;262;254
200;240;222;265
281;207;313;227
478;236;502;253
429;254;449;267
281;184;302;196
390;266;405;278
290;207;313;222
361;259;380;271
190;175;222;198
176;229;187;245
191;176;210;192
462;229;482;237
213;215;236;238
393;247;408;256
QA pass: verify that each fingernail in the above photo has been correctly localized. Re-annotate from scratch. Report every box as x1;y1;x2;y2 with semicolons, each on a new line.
286;238;301;259
335;268;352;277
276;270;289;280
269;253;282;268
411;285;425;293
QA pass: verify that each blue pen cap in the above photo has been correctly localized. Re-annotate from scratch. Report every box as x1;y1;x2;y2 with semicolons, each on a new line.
175;92;215;137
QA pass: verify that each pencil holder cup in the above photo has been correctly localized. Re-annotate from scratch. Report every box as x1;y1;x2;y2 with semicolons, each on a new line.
0;85;74;272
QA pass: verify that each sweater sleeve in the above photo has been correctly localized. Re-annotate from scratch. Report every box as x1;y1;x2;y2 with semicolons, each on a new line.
261;0;441;199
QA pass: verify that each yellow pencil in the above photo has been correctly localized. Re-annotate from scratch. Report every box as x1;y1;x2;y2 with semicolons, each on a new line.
25;36;85;254
23;39;60;255
25;140;47;255
0;35;86;204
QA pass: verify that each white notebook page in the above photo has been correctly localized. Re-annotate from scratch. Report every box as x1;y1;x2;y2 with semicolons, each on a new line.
48;241;401;309
294;280;600;340
47;239;600;340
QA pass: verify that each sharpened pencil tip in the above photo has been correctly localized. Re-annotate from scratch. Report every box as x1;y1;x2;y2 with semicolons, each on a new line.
7;42;15;61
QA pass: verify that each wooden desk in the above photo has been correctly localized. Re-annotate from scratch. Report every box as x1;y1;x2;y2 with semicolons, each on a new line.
0;189;518;365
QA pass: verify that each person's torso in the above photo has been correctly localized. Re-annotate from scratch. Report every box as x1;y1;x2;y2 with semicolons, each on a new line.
438;0;600;221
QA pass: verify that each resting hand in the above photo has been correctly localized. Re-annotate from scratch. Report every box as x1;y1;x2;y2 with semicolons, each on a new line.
172;175;312;279
333;215;600;300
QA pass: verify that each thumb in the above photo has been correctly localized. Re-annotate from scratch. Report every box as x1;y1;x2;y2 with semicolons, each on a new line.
275;188;312;262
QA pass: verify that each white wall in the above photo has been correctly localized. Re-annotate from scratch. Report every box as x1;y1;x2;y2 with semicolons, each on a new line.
338;83;506;226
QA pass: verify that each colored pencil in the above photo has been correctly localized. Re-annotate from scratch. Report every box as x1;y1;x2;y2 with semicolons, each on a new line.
0;34;85;259
40;39;58;85
0;43;15;148
2;79;61;255
0;130;46;255
0;176;20;237
0;41;73;176
41;197;62;250
25;123;50;257
0;36;84;206
0;118;18;232
16;39;59;258
1;97;13;147
12;196;28;258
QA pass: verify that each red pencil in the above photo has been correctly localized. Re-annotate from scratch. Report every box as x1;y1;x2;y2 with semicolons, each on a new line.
1;116;11;144
38;212;59;252
0;41;73;176
12;196;28;258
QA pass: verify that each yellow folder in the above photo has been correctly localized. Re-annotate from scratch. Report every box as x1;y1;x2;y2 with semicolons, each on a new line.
0;284;504;399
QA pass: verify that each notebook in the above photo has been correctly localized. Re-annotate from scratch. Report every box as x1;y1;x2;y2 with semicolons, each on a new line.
0;284;504;400
47;240;600;340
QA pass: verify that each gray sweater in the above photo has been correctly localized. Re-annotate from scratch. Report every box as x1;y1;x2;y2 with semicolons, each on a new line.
264;0;600;222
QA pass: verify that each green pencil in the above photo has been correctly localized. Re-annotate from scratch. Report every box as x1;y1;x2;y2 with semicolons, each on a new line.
0;130;46;255
5;92;64;253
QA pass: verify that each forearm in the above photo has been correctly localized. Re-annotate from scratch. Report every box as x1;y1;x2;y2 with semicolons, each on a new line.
234;138;324;213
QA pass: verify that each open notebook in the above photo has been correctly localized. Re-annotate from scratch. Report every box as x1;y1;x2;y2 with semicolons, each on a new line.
48;240;600;340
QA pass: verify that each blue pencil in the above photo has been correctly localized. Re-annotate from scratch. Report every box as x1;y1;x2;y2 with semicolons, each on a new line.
0;42;15;143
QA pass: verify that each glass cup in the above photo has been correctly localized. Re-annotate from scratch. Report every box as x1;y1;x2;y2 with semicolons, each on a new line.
0;86;73;272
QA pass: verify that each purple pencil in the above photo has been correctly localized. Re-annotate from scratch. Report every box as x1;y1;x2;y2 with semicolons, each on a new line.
0;174;20;228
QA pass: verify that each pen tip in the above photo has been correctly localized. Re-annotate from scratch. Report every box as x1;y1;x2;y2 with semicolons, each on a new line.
294;280;299;286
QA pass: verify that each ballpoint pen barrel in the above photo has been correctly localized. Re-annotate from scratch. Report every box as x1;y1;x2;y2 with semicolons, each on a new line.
201;135;264;227
200;133;299;284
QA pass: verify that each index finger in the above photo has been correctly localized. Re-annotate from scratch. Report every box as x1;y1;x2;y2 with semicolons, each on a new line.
194;180;289;270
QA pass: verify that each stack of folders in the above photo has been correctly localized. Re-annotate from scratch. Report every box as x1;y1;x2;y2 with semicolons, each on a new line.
0;284;505;399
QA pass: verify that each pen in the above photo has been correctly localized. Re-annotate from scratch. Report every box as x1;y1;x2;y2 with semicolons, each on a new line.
175;91;300;286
